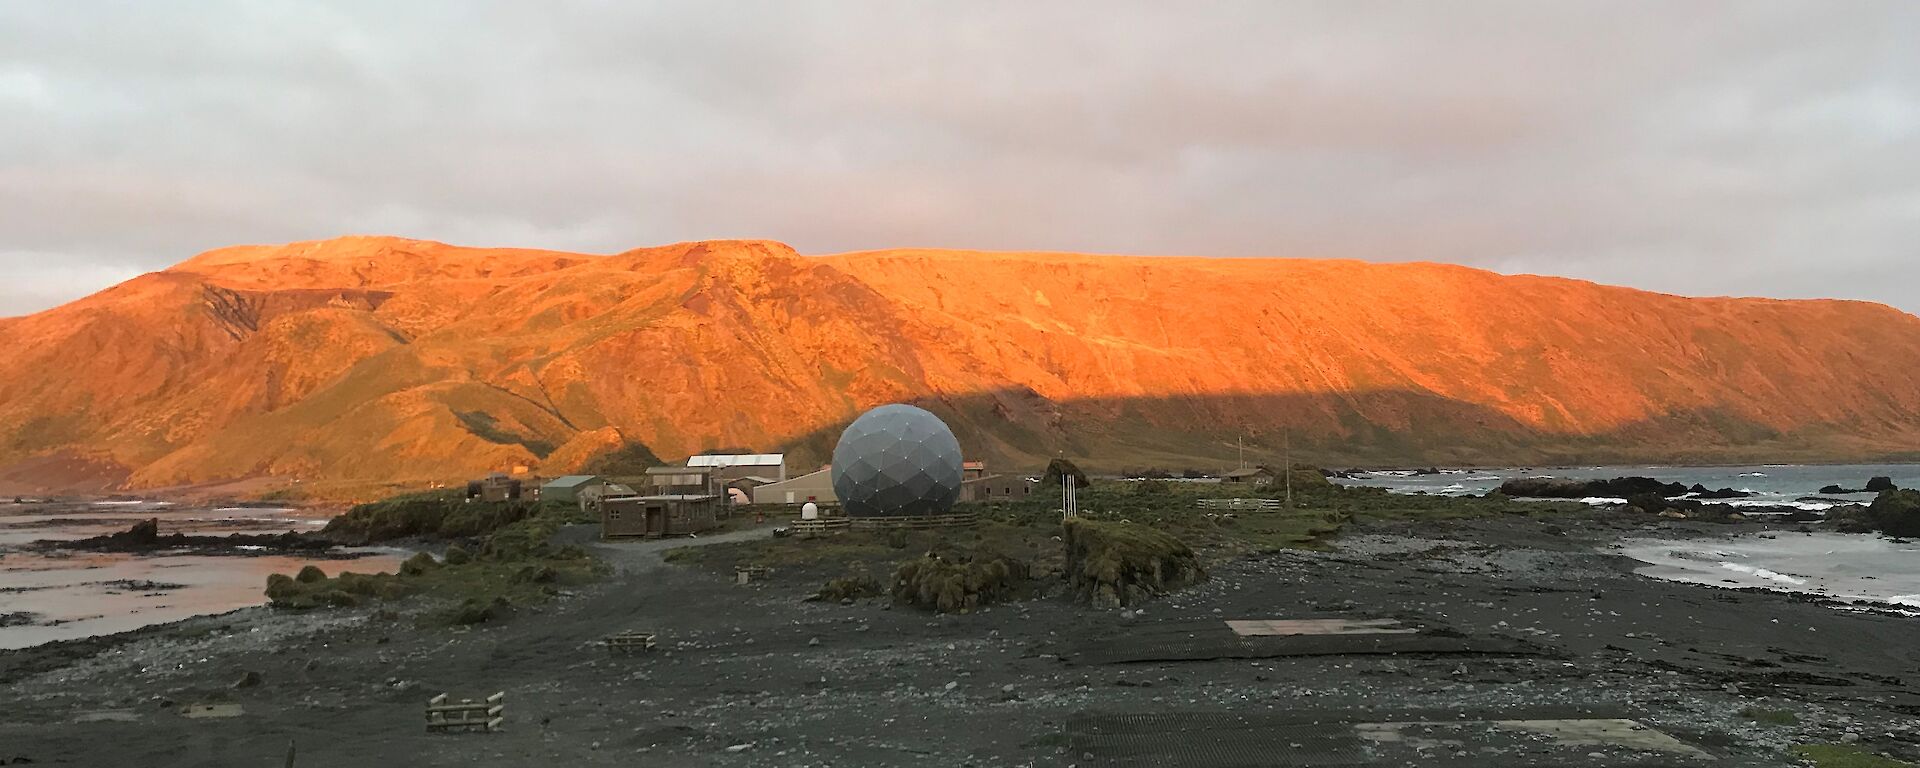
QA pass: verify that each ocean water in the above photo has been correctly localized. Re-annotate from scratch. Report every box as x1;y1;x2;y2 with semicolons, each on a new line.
1335;462;1920;510
1620;532;1920;611
0;500;404;649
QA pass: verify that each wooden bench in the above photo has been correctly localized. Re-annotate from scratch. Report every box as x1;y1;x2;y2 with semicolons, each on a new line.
426;692;504;733
604;631;657;653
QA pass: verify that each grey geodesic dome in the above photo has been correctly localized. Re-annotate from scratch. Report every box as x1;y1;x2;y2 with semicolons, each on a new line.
830;404;964;517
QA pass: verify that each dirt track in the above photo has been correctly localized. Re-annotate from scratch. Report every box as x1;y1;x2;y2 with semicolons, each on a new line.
4;513;1920;766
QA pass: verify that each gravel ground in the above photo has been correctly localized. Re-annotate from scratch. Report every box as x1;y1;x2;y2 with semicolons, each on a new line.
3;512;1919;766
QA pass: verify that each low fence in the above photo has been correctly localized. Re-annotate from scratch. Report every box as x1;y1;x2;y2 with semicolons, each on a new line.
788;511;979;535
1196;498;1284;511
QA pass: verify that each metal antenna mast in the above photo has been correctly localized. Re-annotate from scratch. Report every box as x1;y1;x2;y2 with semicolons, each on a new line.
1284;429;1293;507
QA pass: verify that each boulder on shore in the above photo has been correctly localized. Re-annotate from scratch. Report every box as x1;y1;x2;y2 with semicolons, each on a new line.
1820;477;1897;495
1823;489;1920;535
1495;476;1687;499
1869;489;1920;537
1687;484;1753;499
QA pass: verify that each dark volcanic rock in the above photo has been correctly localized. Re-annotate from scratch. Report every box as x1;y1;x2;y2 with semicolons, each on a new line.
1869;489;1920;537
1824;490;1920;535
46;518;335;555
1826;503;1879;534
1495;476;1687;499
1822;477;1896;495
123;518;159;545
0;612;39;628
1688;485;1753;499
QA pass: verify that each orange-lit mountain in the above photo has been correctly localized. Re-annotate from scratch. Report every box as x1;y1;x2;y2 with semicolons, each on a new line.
5;235;1920;495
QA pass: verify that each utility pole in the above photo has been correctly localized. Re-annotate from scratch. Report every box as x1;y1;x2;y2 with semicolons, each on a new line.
1283;429;1293;507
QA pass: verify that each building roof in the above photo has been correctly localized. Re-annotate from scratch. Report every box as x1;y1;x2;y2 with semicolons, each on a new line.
758;467;831;487
646;466;713;476
687;453;785;468
963;461;986;470
964;473;1029;485
541;475;601;489
1223;466;1274;478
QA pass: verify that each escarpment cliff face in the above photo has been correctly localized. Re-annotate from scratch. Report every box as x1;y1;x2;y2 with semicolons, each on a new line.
5;235;1920;494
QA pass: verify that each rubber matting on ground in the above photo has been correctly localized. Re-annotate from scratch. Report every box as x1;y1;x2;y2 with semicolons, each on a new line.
1065;709;1713;768
1063;619;1539;665
1067;706;1634;734
1070;725;1371;767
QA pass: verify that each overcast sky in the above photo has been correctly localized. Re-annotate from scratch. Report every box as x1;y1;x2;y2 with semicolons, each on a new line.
3;2;1918;316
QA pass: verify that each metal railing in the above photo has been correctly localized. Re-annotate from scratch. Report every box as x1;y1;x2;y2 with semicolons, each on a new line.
1196;498;1284;511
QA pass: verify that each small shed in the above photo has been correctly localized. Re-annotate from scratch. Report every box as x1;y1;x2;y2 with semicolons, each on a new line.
1222;466;1278;486
466;473;523;503
961;474;1036;503
600;494;721;538
540;475;604;505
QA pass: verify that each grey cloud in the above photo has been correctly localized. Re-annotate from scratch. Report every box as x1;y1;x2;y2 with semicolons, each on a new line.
1;1;1917;315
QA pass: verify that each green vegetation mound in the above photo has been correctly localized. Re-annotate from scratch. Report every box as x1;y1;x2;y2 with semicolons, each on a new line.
813;566;883;602
269;491;605;624
890;551;1030;613
1062;517;1206;608
319;491;547;544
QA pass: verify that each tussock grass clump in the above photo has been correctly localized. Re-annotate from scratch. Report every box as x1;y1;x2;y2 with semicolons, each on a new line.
446;596;515;626
813;565;882;602
890;551;1030;613
269;493;605;623
400;551;441;575
265;573;360;609
1062;517;1205;608
320;491;548;544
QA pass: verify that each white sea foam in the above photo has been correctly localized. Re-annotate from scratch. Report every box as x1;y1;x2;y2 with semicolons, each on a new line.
1699;499;1840;512
1622;532;1920;610
1719;562;1806;585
